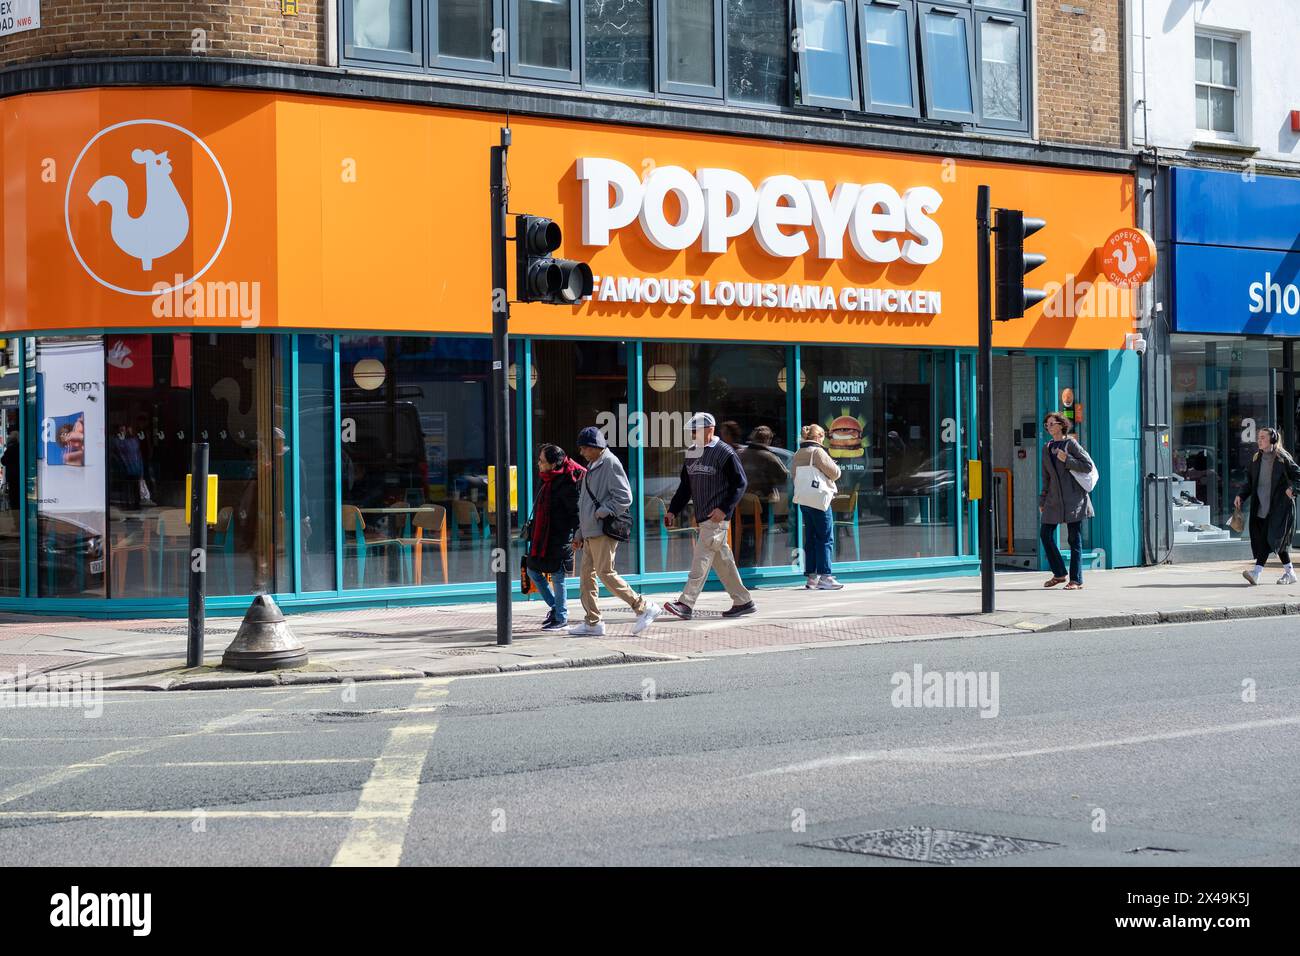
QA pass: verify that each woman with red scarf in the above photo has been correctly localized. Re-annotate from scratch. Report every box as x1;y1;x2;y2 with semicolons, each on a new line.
525;444;586;630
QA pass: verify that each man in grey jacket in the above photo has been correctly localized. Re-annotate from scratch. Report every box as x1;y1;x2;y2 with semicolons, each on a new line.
570;426;661;636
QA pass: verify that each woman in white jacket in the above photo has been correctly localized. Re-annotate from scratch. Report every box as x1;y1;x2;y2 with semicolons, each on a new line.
791;424;844;589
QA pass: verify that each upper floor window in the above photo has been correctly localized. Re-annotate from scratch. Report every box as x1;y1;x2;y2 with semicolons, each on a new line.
340;0;1030;133
1195;31;1240;140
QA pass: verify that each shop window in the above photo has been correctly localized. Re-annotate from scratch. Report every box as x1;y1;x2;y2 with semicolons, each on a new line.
298;336;339;593
102;334;288;600
658;0;724;97
800;346;959;564
727;0;790;106
917;3;976;123
1195;31;1241;140
344;0;424;67
432;0;504;73
1171;336;1282;546
509;0;580;83
794;0;861;110
339;336;514;589
528;340;636;573
584;0;653;92
0;344;20;596
642;344;791;573
858;0;920;118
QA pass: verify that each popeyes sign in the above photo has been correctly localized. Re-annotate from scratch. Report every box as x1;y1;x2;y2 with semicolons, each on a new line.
578;158;944;265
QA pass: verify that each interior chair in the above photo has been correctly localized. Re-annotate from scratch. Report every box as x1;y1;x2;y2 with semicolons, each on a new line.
397;504;449;585
830;490;861;562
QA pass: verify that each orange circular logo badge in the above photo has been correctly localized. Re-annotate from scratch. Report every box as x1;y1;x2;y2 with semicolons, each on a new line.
1097;227;1156;288
64;119;231;297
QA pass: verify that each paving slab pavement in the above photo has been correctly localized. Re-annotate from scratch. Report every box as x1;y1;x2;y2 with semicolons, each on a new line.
0;560;1294;691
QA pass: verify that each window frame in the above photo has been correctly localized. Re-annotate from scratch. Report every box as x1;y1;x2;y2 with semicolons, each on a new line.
342;0;425;69
429;0;506;76
916;1;978;125
1194;29;1242;142
509;0;581;84
974;7;1029;133
793;0;862;111
655;0;726;100
857;0;921;119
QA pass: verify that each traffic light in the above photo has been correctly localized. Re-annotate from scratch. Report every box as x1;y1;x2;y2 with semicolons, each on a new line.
515;215;594;304
994;209;1047;321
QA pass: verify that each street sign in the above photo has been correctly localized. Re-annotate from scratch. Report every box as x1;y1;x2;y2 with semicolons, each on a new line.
0;1;40;39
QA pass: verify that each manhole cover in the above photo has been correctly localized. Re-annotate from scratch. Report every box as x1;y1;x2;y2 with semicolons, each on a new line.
802;826;1060;865
125;625;238;635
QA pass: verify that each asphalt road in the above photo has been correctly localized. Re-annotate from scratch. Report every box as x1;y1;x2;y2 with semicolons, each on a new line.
1;617;1297;866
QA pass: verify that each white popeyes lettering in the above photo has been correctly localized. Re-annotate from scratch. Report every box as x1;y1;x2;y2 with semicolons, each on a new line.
577;158;944;265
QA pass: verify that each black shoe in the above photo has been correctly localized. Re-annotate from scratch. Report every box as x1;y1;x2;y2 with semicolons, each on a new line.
662;600;693;619
541;608;556;629
721;601;757;618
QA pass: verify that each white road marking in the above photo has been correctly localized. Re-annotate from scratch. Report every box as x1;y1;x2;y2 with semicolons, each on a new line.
746;716;1300;778
0;810;398;820
331;681;451;867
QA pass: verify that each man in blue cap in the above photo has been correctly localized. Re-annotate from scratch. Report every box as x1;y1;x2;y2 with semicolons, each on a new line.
662;412;756;620
570;425;661;636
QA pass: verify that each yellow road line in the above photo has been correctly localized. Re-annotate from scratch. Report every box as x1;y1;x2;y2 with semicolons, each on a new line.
331;681;451;868
0;746;154;807
0;809;399;820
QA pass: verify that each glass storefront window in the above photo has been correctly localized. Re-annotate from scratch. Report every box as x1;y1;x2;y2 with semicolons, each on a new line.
339;335;513;588
299;336;339;592
800;346;958;564
1171;335;1283;543
643;343;790;573
529;340;634;573
0;345;21;595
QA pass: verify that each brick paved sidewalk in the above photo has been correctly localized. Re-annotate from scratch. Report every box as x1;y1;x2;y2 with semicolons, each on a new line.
0;560;1293;690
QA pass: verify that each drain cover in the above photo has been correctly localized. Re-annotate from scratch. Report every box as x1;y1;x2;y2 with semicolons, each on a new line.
803;826;1060;865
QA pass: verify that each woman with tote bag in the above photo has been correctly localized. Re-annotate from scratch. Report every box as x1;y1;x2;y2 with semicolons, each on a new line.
792;424;844;590
1233;427;1300;586
1039;412;1098;590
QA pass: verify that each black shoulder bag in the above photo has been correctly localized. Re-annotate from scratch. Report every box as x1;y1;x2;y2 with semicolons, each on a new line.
585;479;632;542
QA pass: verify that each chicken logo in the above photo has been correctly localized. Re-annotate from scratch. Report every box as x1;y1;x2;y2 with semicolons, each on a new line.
88;148;190;271
1096;227;1156;289
65;119;232;297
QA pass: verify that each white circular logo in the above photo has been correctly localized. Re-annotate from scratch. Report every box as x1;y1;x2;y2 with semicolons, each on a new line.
64;119;232;297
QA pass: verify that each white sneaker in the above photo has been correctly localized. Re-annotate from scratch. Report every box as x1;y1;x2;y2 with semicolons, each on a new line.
804;575;820;589
566;621;605;636
817;575;845;590
1242;568;1261;586
633;602;662;635
1279;569;1297;585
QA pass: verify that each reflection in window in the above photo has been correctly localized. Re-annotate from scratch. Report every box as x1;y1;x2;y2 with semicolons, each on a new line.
530;340;635;573
979;17;1021;122
801;347;958;563
861;0;914;110
643;344;790;572
518;0;573;72
665;0;717;89
0;347;21;596
798;0;855;105
727;0;788;106
439;0;495;63
921;9;974;117
298;335;338;593
585;0;652;91
353;0;415;53
339;336;512;588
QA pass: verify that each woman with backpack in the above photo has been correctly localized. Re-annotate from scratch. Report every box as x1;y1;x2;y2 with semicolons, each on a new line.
1233;426;1300;586
1039;412;1097;591
792;423;844;590
524;444;586;630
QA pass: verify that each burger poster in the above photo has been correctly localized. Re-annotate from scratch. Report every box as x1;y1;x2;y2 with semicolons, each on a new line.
818;377;871;479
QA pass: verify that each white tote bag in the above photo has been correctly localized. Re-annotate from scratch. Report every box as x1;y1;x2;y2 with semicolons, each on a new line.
1069;441;1100;493
793;465;835;510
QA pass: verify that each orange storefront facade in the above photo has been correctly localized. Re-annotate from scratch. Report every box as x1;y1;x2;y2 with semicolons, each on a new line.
0;87;1143;613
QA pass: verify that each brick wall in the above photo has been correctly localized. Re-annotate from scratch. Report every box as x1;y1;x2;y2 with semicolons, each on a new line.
0;1;325;67
1036;0;1127;147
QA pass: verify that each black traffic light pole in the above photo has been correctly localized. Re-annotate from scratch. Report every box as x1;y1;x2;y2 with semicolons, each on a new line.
976;185;995;614
186;442;209;667
490;127;512;647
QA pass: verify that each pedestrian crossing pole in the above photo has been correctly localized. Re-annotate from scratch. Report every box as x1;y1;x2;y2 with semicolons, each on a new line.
490;127;513;646
977;185;996;614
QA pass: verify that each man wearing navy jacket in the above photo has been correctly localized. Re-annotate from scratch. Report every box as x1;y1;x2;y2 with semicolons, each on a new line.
662;413;756;620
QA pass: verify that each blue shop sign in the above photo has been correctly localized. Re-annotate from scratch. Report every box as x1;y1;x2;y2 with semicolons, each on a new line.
1171;167;1300;335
